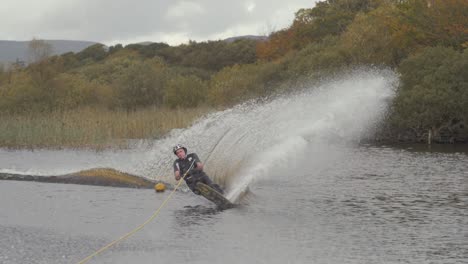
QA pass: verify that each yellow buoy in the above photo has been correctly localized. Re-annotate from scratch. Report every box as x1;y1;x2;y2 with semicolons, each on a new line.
154;183;166;192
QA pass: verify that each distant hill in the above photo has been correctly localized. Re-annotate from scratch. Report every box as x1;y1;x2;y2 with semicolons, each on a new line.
0;40;99;64
223;35;268;43
129;35;268;46
0;36;265;65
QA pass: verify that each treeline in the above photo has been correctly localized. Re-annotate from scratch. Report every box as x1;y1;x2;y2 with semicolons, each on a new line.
1;0;467;142
0;38;258;112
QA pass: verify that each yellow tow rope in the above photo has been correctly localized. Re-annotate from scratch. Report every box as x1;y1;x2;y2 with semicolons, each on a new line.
76;160;195;264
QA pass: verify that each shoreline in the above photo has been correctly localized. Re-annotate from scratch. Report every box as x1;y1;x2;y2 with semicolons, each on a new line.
1;139;467;153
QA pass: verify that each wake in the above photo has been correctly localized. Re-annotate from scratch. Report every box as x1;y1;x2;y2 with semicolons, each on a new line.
138;69;398;202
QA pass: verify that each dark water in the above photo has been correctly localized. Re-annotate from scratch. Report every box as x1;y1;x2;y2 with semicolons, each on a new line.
1;145;467;264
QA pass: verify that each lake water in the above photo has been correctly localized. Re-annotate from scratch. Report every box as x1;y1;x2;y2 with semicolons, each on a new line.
1;70;467;263
0;145;467;264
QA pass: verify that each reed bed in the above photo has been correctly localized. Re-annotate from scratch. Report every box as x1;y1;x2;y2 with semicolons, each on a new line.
0;107;213;149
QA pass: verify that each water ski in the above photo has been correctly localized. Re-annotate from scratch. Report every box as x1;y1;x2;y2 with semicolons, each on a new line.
195;182;234;210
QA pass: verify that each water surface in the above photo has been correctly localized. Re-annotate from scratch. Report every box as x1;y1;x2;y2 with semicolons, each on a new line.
1;145;467;264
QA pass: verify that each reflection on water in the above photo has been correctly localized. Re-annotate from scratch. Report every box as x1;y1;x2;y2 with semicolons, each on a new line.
174;205;221;227
0;147;153;177
377;143;468;154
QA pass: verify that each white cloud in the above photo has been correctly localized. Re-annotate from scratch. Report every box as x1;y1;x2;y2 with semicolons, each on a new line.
166;1;205;19
0;0;318;45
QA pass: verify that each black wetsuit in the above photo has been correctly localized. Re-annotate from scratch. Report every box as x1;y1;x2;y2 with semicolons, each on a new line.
173;153;223;194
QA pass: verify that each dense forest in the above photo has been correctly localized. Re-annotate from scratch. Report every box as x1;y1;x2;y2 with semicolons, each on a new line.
0;0;467;146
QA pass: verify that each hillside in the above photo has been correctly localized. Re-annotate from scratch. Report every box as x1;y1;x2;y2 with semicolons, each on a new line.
0;40;99;64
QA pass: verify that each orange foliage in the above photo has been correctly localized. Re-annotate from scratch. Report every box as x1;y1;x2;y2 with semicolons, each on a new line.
256;29;295;61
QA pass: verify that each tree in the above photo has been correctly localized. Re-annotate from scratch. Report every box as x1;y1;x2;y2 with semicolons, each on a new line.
394;0;468;49
256;29;295;61
282;36;348;80
108;44;123;54
291;0;379;46
28;38;53;63
391;47;468;135
113;59;166;109
164;75;207;108
257;0;379;61
340;4;408;66
208;63;275;106
76;44;108;62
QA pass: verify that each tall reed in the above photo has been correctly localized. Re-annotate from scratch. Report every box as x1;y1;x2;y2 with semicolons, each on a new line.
0;107;213;149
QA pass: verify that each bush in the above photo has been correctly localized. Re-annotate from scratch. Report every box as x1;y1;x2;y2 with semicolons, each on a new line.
164;75;207;108
208;63;281;106
113;58;167;109
391;47;468;131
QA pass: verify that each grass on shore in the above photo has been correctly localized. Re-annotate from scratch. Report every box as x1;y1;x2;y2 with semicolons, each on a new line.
0;107;213;149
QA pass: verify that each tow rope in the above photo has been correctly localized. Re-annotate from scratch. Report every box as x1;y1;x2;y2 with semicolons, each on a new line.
76;160;196;264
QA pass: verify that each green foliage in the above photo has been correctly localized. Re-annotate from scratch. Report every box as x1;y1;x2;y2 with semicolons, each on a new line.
395;0;468;49
392;47;468;130
167;66;213;81
0;71;37;113
51;73;113;109
164;75;207;108
76;44;108;62
0;63;113;113
113;58;167;109
283;36;348;79
340;4;407;66
158;39;257;71
108;44;123;54
208;63;281;106
52;52;81;71
290;0;378;49
124;42;170;58
78;49;143;84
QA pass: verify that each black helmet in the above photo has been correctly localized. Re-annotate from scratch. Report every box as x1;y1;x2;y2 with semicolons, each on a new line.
173;144;187;155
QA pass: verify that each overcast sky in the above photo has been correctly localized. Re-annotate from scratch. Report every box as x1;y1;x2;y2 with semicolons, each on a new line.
1;0;318;46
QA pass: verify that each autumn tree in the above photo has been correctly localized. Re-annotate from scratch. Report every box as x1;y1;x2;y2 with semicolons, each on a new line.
394;0;468;49
257;0;379;61
340;4;409;66
256;29;295;61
